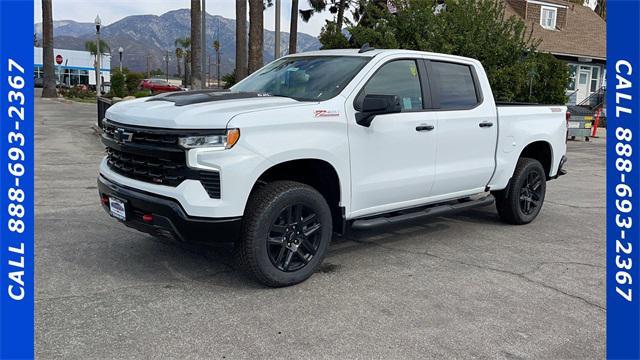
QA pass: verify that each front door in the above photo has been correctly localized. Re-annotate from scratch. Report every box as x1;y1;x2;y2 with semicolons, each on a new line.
347;58;438;218
576;68;591;103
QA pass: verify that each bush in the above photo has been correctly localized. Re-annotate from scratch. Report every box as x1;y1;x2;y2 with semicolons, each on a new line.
125;72;144;95
111;71;126;98
133;90;152;98
60;84;95;99
222;71;236;89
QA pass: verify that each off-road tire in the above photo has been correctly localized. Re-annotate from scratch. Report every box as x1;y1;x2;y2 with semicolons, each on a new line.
494;158;547;225
239;181;332;287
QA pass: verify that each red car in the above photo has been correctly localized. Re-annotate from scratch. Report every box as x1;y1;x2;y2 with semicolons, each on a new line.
139;79;183;93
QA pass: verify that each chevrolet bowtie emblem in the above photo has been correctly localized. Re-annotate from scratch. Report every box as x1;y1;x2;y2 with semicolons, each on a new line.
114;128;134;143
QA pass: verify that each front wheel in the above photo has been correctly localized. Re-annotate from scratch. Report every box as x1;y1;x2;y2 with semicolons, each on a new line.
239;181;332;287
493;158;547;225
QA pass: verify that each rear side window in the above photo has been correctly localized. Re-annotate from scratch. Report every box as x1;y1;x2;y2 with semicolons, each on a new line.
430;61;479;109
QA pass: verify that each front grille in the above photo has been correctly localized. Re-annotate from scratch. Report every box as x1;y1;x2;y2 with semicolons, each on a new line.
106;147;187;186
102;119;222;198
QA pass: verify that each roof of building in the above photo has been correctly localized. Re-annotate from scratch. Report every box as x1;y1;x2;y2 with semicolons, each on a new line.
503;0;606;60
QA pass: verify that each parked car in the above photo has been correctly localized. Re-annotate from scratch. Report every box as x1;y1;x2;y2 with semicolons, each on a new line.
98;49;568;287
138;78;182;93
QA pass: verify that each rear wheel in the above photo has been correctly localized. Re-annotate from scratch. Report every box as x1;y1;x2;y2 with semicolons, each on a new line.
494;158;546;225
239;181;332;287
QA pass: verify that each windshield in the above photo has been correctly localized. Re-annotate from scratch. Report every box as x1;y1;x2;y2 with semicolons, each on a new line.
231;56;370;101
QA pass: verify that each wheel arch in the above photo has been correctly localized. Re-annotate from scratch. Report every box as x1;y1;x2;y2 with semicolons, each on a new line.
518;140;554;179
247;158;346;234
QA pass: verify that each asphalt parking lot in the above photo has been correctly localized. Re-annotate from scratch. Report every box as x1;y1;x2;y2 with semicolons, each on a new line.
36;95;605;359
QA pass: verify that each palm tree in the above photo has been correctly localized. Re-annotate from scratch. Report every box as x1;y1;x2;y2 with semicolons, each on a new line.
84;40;110;57
190;0;202;89
175;47;183;78
175;37;191;86
85;40;110;89
248;0;264;73
41;0;57;98
235;0;248;80
289;0;299;54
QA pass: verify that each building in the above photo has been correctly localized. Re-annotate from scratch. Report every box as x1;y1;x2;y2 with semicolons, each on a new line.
34;47;111;89
503;0;606;105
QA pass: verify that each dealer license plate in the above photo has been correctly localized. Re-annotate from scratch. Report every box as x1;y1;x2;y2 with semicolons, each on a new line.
109;197;126;221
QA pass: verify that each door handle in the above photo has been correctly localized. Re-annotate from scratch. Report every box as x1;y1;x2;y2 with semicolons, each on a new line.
416;125;435;132
479;122;494;128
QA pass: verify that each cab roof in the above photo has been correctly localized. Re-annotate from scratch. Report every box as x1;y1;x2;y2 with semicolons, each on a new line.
286;48;478;64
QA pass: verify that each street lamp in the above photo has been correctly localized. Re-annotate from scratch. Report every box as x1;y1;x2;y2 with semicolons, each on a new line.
95;14;102;96
118;47;124;73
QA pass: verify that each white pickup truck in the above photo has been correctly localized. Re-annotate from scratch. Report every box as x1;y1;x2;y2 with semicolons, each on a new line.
98;48;568;286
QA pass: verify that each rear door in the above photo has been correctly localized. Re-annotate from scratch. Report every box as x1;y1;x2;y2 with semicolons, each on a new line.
426;60;498;197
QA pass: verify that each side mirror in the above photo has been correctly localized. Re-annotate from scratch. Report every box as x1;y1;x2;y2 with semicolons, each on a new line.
355;94;402;127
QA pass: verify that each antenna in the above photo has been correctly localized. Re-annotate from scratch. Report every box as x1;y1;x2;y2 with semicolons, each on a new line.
358;43;375;53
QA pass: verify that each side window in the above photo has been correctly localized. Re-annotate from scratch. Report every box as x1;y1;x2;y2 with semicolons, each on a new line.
431;61;479;109
359;60;423;111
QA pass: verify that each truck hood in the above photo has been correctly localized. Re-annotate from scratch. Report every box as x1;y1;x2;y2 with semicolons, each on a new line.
105;92;307;129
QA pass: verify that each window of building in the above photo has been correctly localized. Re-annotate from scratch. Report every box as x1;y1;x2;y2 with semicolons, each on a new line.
590;66;601;92
359;60;423;111
430;61;479;109
540;6;557;29
567;64;577;90
34;65;43;79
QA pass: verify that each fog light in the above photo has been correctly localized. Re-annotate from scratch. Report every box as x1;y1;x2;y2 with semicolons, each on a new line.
101;195;109;205
142;214;153;222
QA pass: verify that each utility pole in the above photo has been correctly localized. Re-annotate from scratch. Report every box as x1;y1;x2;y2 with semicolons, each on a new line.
201;0;207;88
275;0;281;59
216;46;220;87
208;54;212;87
165;50;170;82
146;52;151;78
216;18;221;88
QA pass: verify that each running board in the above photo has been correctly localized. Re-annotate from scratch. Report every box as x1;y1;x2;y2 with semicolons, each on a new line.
351;195;495;230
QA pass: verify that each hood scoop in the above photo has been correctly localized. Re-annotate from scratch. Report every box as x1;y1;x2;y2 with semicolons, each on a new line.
146;90;273;106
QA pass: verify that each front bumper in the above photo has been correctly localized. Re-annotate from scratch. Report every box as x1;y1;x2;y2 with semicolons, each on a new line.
98;175;241;243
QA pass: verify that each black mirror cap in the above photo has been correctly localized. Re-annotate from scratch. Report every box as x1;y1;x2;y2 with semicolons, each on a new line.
356;94;402;127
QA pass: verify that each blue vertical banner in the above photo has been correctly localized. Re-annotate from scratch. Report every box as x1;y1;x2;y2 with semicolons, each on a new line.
0;0;35;359
607;1;640;359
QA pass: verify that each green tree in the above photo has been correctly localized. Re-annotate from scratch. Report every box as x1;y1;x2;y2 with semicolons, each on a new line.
110;70;126;98
84;39;111;56
175;37;191;86
222;70;237;88
125;72;144;95
321;0;568;104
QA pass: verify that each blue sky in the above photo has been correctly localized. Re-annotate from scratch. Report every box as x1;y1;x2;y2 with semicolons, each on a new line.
34;0;338;36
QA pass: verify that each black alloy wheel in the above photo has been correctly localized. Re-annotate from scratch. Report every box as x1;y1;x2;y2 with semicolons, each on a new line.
493;157;547;225
239;181;332;287
519;169;544;215
267;204;322;272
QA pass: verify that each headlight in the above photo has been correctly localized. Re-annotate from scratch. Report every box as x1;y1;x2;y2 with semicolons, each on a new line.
178;129;240;149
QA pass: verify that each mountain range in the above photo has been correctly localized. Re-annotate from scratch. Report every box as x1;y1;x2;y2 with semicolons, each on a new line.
34;9;322;77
